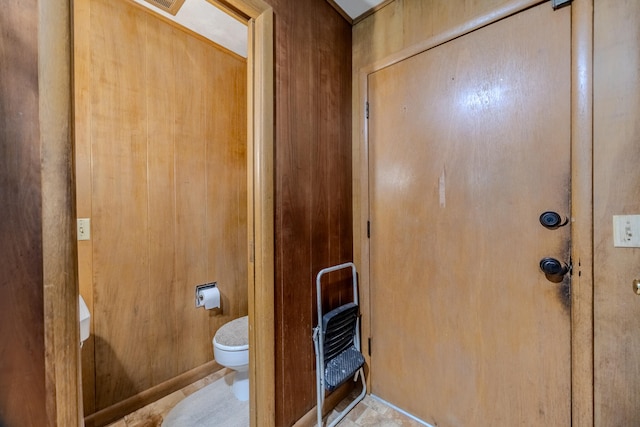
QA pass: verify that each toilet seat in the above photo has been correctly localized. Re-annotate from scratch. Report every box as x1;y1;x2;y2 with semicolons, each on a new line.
213;316;248;351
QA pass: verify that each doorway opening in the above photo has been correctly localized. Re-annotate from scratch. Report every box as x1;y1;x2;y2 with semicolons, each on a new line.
44;1;273;426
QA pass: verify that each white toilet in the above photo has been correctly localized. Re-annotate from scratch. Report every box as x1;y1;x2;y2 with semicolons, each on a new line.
79;295;91;346
213;315;249;401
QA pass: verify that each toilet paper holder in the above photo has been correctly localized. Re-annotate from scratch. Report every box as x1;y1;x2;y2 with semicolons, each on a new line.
195;282;218;308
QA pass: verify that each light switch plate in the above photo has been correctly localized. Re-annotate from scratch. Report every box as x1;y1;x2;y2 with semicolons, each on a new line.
77;218;91;241
613;215;640;247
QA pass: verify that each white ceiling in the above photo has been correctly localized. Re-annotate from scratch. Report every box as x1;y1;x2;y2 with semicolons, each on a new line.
134;0;248;58
333;0;386;20
134;0;386;57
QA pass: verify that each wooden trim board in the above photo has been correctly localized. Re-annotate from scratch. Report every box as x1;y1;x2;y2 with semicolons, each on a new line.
570;0;594;424
245;6;276;427
39;0;80;425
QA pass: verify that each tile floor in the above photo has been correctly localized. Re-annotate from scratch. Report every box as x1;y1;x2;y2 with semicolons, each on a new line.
105;371;426;427
327;391;425;427
105;369;230;427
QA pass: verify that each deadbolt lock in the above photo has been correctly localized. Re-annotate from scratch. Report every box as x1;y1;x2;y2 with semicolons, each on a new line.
539;211;569;230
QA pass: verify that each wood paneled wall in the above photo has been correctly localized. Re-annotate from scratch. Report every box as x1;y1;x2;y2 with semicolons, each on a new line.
0;1;47;426
352;0;511;69
74;0;248;416
594;1;640;424
268;0;353;425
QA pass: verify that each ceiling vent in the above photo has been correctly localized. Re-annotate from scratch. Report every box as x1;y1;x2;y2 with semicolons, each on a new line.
142;0;186;15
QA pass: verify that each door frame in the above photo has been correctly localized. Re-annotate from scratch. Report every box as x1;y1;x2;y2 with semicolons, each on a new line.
353;0;593;424
41;1;274;426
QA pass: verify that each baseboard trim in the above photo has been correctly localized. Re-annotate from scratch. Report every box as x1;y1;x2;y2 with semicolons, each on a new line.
84;360;221;427
292;381;355;427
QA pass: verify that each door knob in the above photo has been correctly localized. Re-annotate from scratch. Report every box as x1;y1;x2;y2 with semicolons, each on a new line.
633;279;640;295
539;211;569;229
539;257;570;279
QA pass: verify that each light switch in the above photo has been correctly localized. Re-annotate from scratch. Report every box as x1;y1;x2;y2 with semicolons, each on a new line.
613;215;640;247
77;218;91;241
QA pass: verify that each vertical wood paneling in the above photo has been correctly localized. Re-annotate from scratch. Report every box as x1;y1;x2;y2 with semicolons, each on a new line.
205;46;249;321
91;0;152;408
0;1;47;425
402;0;508;50
146;16;178;384
173;32;209;374
594;1;640;424
76;0;248;414
268;0;352;424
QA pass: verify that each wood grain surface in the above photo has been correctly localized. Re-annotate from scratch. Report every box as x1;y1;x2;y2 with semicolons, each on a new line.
594;0;640;424
367;3;571;424
0;1;47;425
267;0;353;425
74;0;248;414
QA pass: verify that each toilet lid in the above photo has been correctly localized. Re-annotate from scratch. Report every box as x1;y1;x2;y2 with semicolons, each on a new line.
214;315;248;350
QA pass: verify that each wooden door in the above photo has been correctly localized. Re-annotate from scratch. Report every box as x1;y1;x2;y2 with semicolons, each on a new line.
368;3;571;425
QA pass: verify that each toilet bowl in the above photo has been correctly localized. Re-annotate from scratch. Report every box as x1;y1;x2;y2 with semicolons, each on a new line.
213;316;249;401
79;295;90;346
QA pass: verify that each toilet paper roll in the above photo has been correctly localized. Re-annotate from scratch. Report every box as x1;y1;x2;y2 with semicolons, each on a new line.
199;286;220;310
